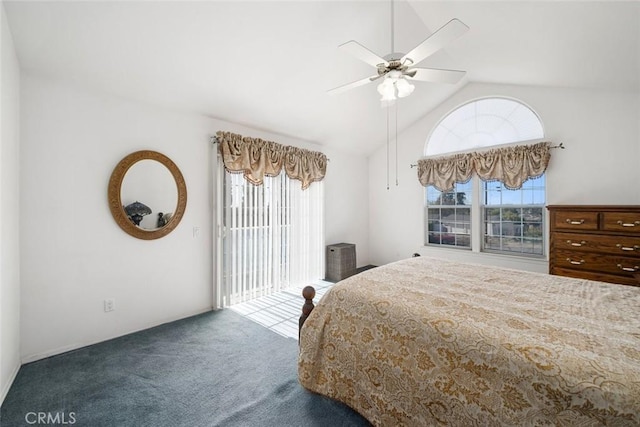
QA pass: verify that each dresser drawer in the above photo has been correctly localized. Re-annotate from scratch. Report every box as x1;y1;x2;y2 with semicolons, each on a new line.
602;212;640;233
551;267;640;287
553;249;640;277
552;211;599;231
552;232;640;255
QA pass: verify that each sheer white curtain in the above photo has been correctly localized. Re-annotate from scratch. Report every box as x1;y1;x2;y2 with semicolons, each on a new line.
218;170;323;307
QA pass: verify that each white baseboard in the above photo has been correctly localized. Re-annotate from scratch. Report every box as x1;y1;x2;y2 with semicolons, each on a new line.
21;307;213;364
1;360;21;406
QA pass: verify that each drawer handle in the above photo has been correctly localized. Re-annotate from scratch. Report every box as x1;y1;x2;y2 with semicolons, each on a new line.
616;264;640;272
566;240;587;247
616;220;640;227
565;219;585;225
616;244;640;252
566;258;585;265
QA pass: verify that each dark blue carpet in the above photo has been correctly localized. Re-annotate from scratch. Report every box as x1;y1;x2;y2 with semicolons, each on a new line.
0;310;371;427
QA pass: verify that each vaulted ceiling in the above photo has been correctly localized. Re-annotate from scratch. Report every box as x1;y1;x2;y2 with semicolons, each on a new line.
4;1;639;155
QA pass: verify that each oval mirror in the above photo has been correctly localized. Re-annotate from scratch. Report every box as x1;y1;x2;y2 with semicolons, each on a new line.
108;150;187;240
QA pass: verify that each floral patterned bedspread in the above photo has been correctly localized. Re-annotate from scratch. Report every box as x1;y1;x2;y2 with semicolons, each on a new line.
298;256;640;426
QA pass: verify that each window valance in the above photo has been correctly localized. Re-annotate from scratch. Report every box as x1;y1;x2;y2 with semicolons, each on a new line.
216;131;327;190
418;141;551;191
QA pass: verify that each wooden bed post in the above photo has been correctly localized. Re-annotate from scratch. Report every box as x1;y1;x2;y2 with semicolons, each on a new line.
299;286;316;339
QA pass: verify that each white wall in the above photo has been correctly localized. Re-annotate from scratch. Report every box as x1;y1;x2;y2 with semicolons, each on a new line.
323;150;369;267
368;83;640;267
0;2;22;404
20;74;369;362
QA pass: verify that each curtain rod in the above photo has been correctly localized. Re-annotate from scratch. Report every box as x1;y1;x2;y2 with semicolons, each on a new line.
210;135;330;161
409;142;565;169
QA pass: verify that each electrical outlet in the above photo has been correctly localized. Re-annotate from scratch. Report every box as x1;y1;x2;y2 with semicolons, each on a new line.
104;298;115;312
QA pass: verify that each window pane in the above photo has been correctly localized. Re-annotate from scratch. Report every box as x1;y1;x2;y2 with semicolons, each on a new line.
521;189;532;204
425;183;471;249
455;208;470;223
485;189;501;205
441;193;456;205
484;235;501;251
524;208;543;222
481;178;545;257
455;190;470;206
532;189;545;204
425;98;544;156
502;189;522;205
426;187;441;204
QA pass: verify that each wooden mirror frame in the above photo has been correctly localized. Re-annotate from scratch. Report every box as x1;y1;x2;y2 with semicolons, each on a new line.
108;150;187;240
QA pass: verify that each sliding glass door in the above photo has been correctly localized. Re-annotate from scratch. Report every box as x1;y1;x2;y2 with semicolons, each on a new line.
218;170;323;307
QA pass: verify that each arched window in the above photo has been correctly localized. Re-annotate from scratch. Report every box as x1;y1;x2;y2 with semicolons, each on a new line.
426;97;544;156
424;97;546;257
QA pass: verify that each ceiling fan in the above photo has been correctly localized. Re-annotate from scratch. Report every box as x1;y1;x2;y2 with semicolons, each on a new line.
328;1;469;102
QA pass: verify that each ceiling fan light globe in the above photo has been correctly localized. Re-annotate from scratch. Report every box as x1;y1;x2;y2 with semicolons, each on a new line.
396;79;415;98
377;79;396;99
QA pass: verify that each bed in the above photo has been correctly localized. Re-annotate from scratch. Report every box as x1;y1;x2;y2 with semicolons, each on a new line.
298;256;640;426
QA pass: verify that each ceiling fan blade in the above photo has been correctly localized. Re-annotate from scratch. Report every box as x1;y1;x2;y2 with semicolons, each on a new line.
406;67;466;84
401;19;469;66
327;74;382;95
339;40;388;68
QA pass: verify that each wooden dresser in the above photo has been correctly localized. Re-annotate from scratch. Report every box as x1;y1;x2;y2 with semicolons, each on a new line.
548;205;640;286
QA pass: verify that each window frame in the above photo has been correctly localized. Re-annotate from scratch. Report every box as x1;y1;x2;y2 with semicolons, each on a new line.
480;176;546;258
424;181;473;250
424;175;546;258
423;96;547;258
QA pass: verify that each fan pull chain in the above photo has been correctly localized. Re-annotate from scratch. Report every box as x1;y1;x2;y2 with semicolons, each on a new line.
386;106;390;190
395;102;399;186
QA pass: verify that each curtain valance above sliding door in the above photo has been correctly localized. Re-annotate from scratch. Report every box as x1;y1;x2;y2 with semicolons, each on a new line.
418;141;551;191
217;131;327;190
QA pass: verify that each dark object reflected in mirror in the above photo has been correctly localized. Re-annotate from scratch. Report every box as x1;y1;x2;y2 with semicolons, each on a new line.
125;201;152;226
157;212;169;228
108;150;187;240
